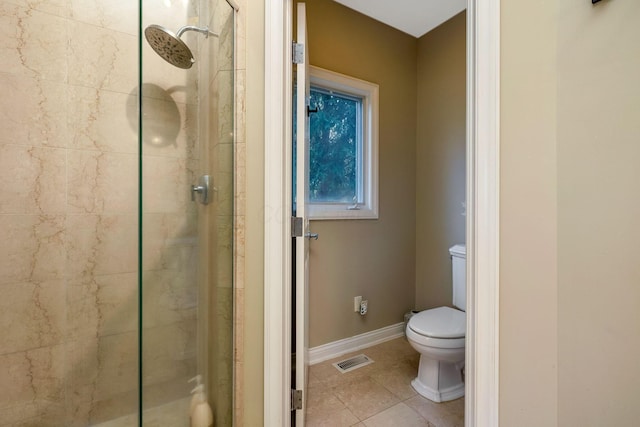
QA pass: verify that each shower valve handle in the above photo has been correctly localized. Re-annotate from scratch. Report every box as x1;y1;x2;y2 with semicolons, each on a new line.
191;185;205;199
191;175;211;205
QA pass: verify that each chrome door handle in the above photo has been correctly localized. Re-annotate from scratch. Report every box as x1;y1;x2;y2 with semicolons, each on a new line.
305;232;318;240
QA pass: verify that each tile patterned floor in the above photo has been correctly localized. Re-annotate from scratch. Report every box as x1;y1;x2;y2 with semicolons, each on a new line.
306;338;464;427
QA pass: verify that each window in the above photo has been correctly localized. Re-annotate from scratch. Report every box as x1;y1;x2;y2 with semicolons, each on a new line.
307;66;378;219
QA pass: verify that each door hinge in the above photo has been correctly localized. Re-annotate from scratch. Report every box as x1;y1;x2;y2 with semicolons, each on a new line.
291;389;303;411
292;42;304;64
292;216;303;237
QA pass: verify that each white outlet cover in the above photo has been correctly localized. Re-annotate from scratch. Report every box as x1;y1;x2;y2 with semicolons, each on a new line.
354;296;362;312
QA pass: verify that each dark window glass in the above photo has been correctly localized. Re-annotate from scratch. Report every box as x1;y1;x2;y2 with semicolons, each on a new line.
309;87;361;203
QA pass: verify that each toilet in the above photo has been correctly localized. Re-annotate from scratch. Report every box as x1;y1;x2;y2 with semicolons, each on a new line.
406;244;466;403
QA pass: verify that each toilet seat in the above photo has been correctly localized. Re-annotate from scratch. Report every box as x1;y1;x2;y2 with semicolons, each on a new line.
409;306;465;338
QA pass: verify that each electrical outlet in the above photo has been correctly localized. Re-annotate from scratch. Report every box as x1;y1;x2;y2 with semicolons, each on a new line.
360;300;368;315
354;296;362;312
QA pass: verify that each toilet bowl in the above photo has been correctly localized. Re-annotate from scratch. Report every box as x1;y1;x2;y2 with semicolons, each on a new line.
406;244;466;403
406;306;465;402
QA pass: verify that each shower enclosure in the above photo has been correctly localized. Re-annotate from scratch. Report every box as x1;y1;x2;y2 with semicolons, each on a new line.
0;0;236;425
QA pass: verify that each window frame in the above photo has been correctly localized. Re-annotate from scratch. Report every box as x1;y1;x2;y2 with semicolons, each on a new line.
308;66;379;220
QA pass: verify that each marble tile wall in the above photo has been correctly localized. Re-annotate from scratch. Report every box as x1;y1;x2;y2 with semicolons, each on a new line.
231;0;246;425
1;0;240;424
0;1;139;425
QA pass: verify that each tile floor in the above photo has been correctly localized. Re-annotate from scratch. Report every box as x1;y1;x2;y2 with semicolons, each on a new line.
306;337;464;427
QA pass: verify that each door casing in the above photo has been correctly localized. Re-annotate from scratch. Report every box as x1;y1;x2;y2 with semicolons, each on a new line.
263;0;500;425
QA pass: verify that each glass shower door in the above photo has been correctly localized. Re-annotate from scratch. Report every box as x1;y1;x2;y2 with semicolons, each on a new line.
140;0;235;425
0;0;233;425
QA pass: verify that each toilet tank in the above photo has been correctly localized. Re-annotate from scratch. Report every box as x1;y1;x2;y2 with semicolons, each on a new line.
449;244;466;311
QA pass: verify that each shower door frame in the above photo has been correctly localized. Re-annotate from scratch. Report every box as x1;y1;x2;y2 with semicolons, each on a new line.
263;0;501;425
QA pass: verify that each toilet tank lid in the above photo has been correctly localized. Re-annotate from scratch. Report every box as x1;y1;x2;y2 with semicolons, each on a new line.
409;307;466;338
449;244;466;257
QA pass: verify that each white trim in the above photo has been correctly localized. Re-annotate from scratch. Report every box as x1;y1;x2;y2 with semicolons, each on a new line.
310;66;376;98
264;0;292;426
466;0;500;426
309;323;405;365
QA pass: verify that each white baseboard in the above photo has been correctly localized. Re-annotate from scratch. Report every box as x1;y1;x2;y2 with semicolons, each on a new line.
309;322;406;365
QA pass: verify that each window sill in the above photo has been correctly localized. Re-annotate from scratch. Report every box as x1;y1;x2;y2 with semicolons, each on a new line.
308;205;378;220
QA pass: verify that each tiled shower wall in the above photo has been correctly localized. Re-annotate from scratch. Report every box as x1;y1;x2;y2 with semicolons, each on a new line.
231;0;247;425
0;1;139;425
0;0;239;425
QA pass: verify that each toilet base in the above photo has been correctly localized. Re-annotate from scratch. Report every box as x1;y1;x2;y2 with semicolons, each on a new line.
411;378;465;403
411;356;465;403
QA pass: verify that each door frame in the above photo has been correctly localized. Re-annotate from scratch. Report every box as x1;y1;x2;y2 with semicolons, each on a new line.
263;0;500;425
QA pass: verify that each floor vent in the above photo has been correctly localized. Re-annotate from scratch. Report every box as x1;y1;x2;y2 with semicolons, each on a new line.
332;354;374;374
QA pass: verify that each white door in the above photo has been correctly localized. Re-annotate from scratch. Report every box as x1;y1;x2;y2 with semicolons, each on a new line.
295;2;311;425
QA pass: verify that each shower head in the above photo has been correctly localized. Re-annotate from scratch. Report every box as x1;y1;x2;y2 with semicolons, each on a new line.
144;24;217;69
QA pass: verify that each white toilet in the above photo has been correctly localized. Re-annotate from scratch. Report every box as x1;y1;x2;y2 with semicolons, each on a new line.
406;244;466;403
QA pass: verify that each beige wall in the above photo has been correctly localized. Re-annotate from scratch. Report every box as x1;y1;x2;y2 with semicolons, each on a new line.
299;0;418;347
500;0;558;424
501;0;640;425
557;0;640;424
415;12;467;311
241;0;265;424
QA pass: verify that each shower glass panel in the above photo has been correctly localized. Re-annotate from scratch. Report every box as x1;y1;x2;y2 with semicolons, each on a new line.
140;0;235;426
0;0;234;425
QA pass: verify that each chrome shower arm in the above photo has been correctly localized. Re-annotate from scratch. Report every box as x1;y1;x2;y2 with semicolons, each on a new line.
176;25;219;39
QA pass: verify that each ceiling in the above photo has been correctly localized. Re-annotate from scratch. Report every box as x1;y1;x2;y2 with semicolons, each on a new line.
333;0;466;38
